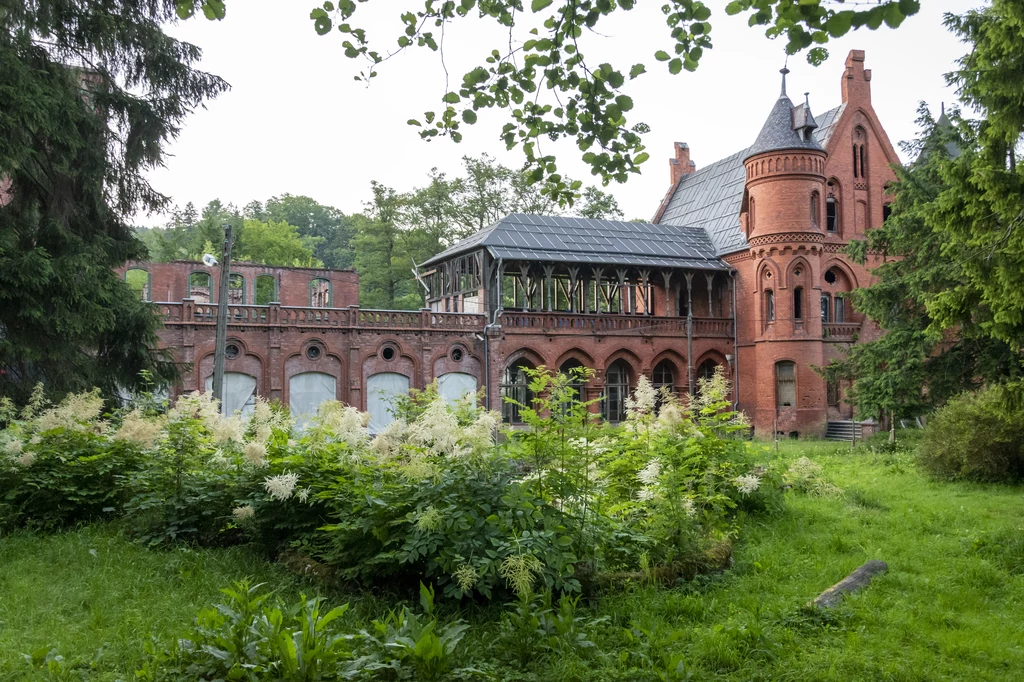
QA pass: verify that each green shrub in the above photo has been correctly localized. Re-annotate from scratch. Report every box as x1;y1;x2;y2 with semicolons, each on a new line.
919;384;1024;483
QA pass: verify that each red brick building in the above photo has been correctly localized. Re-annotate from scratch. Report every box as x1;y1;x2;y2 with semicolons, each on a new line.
124;50;896;437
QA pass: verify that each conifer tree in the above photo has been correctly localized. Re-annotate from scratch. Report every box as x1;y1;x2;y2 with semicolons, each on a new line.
0;0;228;402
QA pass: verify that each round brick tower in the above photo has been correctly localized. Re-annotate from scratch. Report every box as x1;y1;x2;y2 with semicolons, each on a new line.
743;68;829;437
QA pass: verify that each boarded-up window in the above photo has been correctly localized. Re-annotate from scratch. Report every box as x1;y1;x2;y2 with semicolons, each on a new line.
367;372;409;433
827;380;840;406
204;372;257;416
289;372;337;430
438;372;477;406
776;362;796;407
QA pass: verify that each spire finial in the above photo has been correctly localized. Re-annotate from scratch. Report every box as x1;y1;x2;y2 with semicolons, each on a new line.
804;91;810;106
941;101;945;115
780;66;790;97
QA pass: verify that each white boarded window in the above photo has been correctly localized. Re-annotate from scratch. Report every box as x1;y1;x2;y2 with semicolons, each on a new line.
289;372;337;429
367;372;410;434
437;372;477;405
204;372;257;416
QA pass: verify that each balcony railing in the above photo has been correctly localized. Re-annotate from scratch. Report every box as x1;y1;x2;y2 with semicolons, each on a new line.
157;302;486;331
822;322;860;341
501;311;733;338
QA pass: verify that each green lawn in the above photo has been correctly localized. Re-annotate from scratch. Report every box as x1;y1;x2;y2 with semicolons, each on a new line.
2;441;1023;681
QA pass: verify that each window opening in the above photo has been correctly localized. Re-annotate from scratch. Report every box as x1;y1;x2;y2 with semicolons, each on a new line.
255;275;276;305
821;295;830;322
603;360;631;423
228;273;244;304
765;290;775;323
310;278;331;307
826;196;838;232
189;272;213;303
501;361;533;424
794;287;803;320
125;269;150;301
776;361;796;407
834;296;846;323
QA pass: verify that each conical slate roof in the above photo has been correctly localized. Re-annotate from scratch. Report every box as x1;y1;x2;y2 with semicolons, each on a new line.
744;70;824;161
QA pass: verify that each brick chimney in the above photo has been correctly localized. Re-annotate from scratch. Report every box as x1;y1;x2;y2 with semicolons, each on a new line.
669;141;696;184
841;50;872;105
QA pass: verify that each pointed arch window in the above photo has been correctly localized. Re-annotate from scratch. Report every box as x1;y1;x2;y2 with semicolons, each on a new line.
559;359;586;405
820;294;831;322
501;360;534;424
765;289;775;323
652;360;675;409
603;360;631;423
834;296;846;323
810;191;820;227
794;287;803;321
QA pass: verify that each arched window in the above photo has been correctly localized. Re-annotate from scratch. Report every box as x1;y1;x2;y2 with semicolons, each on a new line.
255;274;276;305
794;287;803;320
189;271;213;303
853;143;859;178
310;278;331;307
438;372;478;405
775;361;796;407
882;203;892;223
695;359;720;397
366;372;410;433
826;197;838;233
559;359;586;404
820;294;831;322
810;191;819;227
228;273;244;304
204;372;257;416
765;289;775;323
652;360;675;409
501;360;533;424
834;296;846;323
603;360;631;423
749;196;756;233
652;360;674;395
125;268;150;301
860;145;867;179
289;372;337;429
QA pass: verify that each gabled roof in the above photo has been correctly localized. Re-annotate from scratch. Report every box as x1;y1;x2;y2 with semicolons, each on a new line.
657;103;845;256
421;213;727;271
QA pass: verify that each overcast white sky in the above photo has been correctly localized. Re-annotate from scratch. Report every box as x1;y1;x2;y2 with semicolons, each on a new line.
143;0;983;226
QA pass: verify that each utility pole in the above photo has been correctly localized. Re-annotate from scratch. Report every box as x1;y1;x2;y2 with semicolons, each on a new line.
212;224;234;413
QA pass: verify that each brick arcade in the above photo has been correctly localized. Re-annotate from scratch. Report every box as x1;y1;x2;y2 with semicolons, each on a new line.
122;50;897;437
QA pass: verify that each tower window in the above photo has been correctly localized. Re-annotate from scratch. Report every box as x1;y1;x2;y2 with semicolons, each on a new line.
794;287;803;321
776;361;796;407
860;145;867;179
765;289;775;323
853;144;859;178
810;191;819;227
826;196;838;232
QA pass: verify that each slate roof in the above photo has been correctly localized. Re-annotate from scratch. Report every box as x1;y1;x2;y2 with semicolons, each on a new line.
745;95;825;160
421;213;727;271
657;103;846;256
